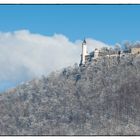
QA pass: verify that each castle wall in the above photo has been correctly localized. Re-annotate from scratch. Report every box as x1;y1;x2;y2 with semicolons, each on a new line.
131;48;140;54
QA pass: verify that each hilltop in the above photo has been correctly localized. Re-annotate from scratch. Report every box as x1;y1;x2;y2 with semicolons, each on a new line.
0;52;140;135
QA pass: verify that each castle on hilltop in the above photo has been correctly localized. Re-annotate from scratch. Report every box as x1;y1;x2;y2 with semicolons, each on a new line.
79;39;140;66
79;39;100;66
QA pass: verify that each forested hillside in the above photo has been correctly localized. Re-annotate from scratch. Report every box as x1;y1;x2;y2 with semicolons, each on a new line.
0;53;140;135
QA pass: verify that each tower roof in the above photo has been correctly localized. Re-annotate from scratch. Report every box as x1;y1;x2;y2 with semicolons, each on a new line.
83;39;86;44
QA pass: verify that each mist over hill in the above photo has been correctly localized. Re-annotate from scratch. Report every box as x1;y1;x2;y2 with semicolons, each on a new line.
0;52;140;135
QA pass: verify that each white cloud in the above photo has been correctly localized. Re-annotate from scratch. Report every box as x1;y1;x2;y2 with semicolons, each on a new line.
0;30;111;88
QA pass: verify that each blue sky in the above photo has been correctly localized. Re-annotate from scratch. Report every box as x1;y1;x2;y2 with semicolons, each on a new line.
0;4;140;92
0;4;140;44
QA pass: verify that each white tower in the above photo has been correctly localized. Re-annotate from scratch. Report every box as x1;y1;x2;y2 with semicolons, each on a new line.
81;39;88;65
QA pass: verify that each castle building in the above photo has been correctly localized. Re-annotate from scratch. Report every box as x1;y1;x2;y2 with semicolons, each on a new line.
131;47;140;54
79;39;99;66
94;48;100;59
79;39;140;66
